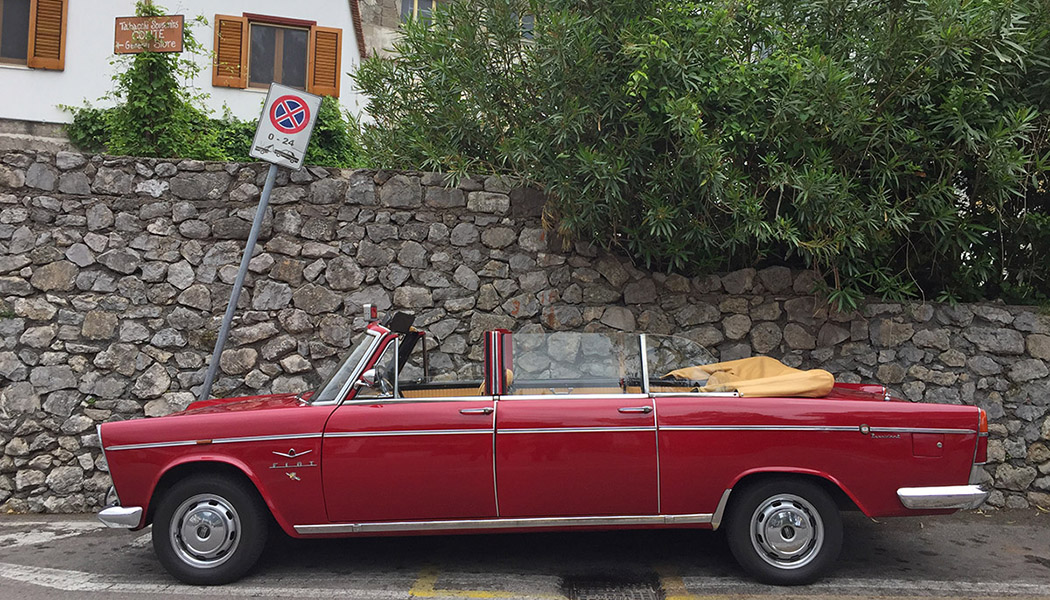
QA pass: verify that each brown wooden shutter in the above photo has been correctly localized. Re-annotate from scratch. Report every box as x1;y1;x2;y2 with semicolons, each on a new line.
213;15;248;88
308;26;342;97
27;0;67;70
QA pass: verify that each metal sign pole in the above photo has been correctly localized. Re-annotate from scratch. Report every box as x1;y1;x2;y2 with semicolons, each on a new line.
197;163;279;402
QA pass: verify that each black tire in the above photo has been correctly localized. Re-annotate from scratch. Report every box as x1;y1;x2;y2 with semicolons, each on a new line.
725;477;842;585
152;474;269;585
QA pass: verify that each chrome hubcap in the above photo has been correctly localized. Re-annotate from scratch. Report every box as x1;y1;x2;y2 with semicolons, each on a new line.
169;494;241;568
750;493;823;569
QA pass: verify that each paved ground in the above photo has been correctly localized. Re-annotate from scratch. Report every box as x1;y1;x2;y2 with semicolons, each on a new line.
0;510;1048;600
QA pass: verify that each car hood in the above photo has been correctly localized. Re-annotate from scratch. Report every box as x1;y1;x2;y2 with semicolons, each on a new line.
176;392;306;416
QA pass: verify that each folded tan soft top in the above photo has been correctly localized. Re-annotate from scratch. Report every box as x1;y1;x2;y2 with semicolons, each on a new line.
666;356;835;398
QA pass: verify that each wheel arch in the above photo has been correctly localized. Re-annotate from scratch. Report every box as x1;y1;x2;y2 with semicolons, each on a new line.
146;458;295;536
720;468;867;523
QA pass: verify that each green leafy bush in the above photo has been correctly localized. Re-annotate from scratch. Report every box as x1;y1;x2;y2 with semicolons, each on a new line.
212;115;257;163
210;97;366;167
65;106;110;154
304;96;367;169
355;0;1050;307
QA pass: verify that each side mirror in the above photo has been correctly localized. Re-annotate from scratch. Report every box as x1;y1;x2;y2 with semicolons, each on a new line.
354;368;378;389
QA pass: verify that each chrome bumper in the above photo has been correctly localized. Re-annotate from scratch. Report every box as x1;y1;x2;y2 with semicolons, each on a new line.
897;485;990;510
98;505;143;528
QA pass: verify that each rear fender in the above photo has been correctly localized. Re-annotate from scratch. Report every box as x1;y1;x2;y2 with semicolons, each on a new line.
726;467;871;516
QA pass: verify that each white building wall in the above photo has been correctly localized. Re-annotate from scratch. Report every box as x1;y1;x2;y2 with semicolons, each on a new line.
0;0;364;125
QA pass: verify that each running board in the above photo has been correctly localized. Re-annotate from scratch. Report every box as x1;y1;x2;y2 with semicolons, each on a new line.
294;513;714;535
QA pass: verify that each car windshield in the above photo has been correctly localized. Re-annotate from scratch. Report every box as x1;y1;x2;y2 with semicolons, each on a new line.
505;332;643;394
310;330;379;404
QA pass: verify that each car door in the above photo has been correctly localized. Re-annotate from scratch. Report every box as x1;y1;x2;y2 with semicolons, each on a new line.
321;336;497;523
495;394;659;517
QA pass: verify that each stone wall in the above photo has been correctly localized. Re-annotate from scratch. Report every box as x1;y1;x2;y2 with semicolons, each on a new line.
0;150;1048;514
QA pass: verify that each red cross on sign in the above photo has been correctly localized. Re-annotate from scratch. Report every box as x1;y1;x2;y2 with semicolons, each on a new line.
269;95;311;135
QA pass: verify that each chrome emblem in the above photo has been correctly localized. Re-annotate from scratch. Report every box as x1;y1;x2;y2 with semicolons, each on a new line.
286;472;301;481
270;460;316;469
273;448;312;458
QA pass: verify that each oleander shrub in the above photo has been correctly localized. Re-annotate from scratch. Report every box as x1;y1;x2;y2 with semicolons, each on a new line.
355;0;1050;307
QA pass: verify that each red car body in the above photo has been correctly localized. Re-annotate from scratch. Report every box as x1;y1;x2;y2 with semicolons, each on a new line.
98;317;989;585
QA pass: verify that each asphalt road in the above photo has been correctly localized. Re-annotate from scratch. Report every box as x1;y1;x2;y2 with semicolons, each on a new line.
0;510;1048;600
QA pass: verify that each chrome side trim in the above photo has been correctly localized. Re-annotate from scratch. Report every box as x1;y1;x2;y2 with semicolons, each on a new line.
498;427;657;435
653;395;661;514
104;439;198;452
393;331;400;399
294;513;713;535
97;506;143;529
105;432;322;452
341;396;495;405
492;400;500;518
659;425;976;435
661;425;857;432
872;427;976;435
325;429;492;438
501;394;651;401
897;485;989;510
710;488;732;530
342;393;659;404
969;464;987;485
650;392;741;397
639;334;650;395
96;425;112;497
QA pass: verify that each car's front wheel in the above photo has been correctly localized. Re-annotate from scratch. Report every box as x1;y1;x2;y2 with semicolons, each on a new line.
725;477;842;585
152;474;269;585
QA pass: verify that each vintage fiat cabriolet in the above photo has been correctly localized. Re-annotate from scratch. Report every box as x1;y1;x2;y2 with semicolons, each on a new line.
98;312;989;586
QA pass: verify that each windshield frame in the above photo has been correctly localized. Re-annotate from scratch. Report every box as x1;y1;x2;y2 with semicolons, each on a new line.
309;325;386;406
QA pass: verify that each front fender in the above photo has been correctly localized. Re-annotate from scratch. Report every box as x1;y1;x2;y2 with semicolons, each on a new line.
143;450;322;538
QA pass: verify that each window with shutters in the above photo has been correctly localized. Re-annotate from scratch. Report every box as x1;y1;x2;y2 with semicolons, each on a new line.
0;0;30;64
249;23;308;90
0;0;65;69
213;13;342;97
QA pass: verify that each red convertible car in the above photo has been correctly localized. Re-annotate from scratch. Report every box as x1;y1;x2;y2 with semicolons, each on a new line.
98;312;989;586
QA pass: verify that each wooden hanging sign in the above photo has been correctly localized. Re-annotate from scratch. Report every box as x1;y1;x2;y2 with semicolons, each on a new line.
114;15;184;54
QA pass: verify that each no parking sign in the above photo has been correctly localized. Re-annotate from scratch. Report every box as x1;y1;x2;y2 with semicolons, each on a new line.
201;83;323;402
249;83;322;170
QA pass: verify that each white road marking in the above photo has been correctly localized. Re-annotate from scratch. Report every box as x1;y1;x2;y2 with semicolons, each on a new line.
681;575;1050;596
0;562;411;598
2;517;1048;598
0;521;103;548
2;560;1049;600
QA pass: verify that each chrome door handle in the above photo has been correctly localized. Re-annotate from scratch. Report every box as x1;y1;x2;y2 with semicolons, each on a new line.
618;406;653;414
460;407;494;415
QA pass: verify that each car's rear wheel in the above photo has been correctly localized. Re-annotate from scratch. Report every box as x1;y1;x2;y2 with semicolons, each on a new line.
152;474;269;585
725;478;842;585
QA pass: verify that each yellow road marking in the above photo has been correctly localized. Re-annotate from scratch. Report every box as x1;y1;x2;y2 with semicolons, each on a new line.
411;564;1050;600
656;565;1050;600
409;566;565;599
657;565;703;600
